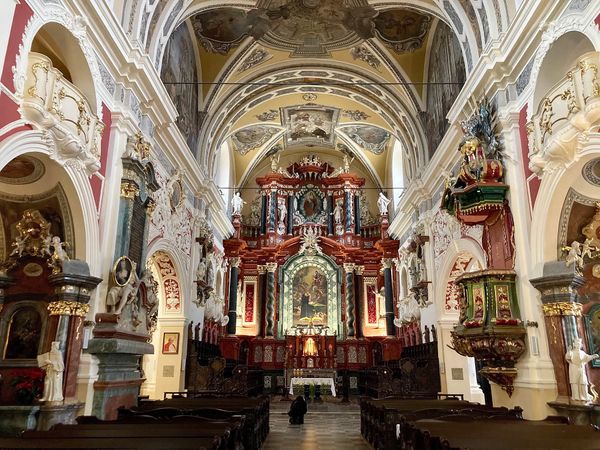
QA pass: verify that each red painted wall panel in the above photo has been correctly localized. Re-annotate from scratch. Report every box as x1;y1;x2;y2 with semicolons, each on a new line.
1;2;34;92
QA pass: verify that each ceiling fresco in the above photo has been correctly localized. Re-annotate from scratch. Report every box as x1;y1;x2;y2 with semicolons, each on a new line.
282;105;339;148
230;125;282;155
339;125;391;155
190;2;432;57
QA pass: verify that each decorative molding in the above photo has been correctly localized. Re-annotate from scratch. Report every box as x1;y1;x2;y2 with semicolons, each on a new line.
542;302;582;317
48;301;90;317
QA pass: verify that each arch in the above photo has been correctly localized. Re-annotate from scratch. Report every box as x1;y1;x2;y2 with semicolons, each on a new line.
435;237;487;318
388;139;405;213
146;245;186;317
532;31;595;107
12;3;103;117
530;139;600;277
0;130;99;274
31;22;98;112
528;17;600;112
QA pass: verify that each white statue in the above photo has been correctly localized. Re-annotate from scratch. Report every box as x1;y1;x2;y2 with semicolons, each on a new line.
205;291;229;326
277;198;287;224
565;337;599;403
10;235;26;257
333;200;344;224
140;269;159;318
565;241;584;271
231;192;246;215
343;154;354;173
270;153;280;172
38;341;64;402
49;236;69;272
377;192;391;215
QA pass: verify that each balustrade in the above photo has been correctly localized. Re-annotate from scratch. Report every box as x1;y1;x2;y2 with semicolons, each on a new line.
22;52;103;174
527;52;600;175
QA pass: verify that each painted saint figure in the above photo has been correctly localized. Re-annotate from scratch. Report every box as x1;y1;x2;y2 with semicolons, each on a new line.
38;341;64;402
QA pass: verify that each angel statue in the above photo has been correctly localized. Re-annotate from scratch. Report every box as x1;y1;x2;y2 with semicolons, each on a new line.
565;241;584;274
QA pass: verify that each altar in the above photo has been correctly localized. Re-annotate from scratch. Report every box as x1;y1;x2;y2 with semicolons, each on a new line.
289;377;336;397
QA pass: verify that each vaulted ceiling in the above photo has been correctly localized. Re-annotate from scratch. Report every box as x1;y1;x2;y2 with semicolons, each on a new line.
115;0;513;194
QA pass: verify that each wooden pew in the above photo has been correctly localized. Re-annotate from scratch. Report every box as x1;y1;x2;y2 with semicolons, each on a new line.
127;396;269;449
410;419;600;450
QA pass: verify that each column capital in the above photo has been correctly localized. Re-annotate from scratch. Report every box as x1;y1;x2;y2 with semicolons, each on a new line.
343;263;356;274
265;262;278;272
229;257;241;268
257;264;267;274
354;265;365;276
381;258;393;269
542;302;583;317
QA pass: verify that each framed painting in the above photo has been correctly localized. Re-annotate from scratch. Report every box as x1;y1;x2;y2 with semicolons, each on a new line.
585;304;600;368
162;332;180;355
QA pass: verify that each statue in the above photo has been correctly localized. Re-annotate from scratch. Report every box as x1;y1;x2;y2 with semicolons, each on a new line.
231;192;246;215
343;153;354;173
278;198;287;224
270;153;280;172
107;263;140;314
49;236;69;273
10;235;26;257
37;341;64;402
196;257;207;282
377;192;390;215
333;200;344;224
565;337;599;403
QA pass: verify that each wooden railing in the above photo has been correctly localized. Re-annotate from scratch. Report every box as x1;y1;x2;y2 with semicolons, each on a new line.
527;51;600;175
22;52;104;174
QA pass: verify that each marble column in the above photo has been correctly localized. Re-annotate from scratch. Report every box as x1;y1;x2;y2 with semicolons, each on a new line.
382;258;395;336
265;262;278;337
354;265;365;338
257;265;267;337
47;263;102;400
354;194;361;235
530;260;586;401
344;263;356;338
269;189;277;232
227;257;241;335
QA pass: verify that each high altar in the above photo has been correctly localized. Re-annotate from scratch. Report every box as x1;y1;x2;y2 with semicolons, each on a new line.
218;154;402;387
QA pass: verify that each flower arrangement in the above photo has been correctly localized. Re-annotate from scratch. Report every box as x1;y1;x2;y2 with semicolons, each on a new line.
10;368;44;405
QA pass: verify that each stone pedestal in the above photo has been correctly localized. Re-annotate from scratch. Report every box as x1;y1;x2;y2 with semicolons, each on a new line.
0;405;39;436
548;401;600;426
36;402;83;430
87;336;152;420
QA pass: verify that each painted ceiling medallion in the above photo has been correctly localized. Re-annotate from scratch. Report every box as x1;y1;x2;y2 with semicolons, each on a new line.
340;125;391;154
282;105;339;148
231;125;281;155
191;4;431;57
0;156;45;185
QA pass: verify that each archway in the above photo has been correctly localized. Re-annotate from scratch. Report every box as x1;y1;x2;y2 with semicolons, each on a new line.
140;250;186;399
436;241;486;404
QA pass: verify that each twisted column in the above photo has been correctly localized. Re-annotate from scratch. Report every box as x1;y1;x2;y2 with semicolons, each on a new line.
227;257;241;335
354;265;365;338
344;263;356;337
265;262;278;337
382;258;395;336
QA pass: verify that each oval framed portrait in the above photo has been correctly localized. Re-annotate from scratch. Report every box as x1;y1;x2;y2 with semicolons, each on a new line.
113;256;133;287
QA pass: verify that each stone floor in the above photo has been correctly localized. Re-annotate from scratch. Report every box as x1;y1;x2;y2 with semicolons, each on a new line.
262;397;371;450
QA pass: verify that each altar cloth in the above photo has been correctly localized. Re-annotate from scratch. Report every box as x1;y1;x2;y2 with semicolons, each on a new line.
289;377;336;397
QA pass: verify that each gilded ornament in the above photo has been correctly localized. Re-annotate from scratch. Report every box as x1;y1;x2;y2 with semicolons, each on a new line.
120;181;139;199
48;301;90;317
542;302;582;317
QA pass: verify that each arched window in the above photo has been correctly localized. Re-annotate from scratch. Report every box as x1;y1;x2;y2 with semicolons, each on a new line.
215;142;233;210
390;140;405;213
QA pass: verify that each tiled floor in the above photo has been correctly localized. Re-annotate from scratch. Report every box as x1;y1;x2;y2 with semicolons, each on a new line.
263;398;371;450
